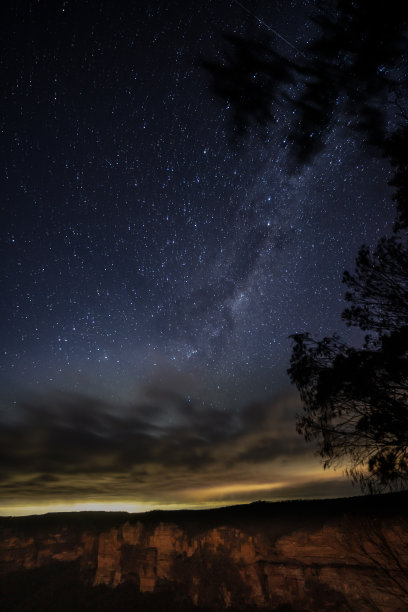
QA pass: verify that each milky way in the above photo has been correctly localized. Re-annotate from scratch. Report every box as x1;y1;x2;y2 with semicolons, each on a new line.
0;1;399;511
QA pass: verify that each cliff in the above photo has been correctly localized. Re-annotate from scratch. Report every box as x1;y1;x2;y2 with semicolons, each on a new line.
1;493;407;611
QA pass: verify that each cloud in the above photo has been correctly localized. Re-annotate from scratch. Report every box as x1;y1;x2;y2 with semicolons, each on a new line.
0;388;353;510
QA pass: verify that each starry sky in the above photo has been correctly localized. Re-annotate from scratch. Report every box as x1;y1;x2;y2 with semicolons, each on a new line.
0;0;398;515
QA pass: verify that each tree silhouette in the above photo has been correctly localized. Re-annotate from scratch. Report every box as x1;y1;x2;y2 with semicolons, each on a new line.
287;115;408;492
202;33;293;137
205;2;408;491
205;1;408;165
288;324;408;492
384;124;408;230
288;129;408;490
338;515;408;610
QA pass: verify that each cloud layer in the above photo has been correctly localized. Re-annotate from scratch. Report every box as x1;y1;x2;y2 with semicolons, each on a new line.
0;388;355;513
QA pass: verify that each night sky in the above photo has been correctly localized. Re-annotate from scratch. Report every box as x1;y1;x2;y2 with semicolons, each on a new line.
1;0;397;514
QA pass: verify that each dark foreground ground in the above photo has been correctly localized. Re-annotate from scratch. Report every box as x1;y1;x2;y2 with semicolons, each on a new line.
0;563;306;612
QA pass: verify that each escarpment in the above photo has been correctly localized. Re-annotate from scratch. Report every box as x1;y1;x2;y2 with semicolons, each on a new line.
1;494;407;611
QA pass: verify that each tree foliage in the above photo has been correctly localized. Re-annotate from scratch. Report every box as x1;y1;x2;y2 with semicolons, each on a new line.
202;33;293;137
342;236;408;334
288;118;408;492
384;124;408;230
206;1;408;491
205;0;408;164
289;227;408;492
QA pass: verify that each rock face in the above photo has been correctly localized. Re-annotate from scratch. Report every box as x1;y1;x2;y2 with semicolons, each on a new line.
1;497;407;611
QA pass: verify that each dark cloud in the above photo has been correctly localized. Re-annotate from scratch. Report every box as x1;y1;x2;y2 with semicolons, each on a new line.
234;436;307;464
0;388;356;511
0;388;321;504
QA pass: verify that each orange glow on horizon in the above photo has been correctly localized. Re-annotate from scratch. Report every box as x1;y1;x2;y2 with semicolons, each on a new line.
0;469;355;517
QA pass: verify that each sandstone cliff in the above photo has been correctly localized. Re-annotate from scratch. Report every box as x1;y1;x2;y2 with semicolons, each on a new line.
1;494;407;611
